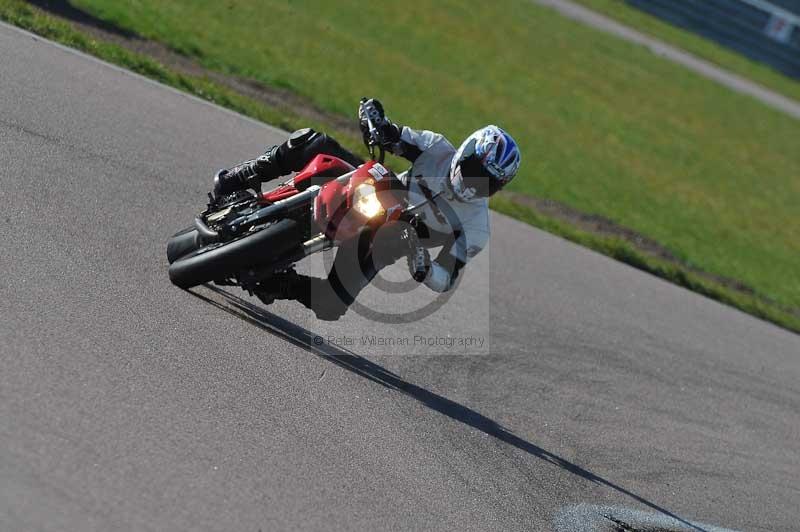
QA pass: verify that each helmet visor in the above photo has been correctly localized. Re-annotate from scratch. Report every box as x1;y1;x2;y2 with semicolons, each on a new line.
452;155;495;199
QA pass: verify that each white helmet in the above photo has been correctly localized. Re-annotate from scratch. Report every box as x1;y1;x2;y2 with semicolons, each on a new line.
449;125;521;201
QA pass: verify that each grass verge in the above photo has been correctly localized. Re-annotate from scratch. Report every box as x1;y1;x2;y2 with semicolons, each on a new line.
0;0;358;143
490;194;800;332
1;0;798;334
571;0;800;103
58;0;800;314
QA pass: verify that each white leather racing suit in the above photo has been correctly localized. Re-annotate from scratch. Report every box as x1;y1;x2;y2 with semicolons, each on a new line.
393;127;490;293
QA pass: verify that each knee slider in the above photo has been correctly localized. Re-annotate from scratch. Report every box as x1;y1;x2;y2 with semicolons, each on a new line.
287;128;317;149
277;128;322;172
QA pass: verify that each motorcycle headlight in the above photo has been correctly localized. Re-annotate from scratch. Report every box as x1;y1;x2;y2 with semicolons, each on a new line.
352;183;384;219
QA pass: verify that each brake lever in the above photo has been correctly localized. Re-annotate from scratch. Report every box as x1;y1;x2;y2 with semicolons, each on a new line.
366;114;380;145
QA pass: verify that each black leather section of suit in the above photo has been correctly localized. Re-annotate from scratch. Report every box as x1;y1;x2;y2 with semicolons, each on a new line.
397;141;423;162
277;130;364;173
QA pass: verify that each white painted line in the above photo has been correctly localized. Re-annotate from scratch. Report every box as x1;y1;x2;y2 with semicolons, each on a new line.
738;0;800;27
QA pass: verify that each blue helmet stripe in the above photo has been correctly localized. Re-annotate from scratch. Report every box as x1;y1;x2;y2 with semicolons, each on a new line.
499;133;517;165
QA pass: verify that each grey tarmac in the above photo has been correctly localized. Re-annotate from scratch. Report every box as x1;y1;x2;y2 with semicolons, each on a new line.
1;22;798;532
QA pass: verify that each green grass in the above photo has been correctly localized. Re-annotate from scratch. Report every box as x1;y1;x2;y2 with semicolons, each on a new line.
66;0;800;310
1;0;798;332
490;194;800;332
0;0;320;133
571;0;800;103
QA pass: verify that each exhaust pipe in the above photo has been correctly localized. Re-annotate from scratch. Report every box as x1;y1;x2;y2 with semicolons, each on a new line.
194;215;220;241
302;234;331;256
237;185;321;227
196;185;322;243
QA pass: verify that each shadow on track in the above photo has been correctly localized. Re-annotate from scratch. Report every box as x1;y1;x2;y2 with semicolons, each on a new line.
27;0;142;40
189;284;706;532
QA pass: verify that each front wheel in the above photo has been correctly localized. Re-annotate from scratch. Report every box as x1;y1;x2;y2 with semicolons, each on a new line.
168;219;302;289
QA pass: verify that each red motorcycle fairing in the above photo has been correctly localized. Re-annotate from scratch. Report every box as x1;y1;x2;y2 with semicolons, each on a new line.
261;154;355;204
314;160;405;242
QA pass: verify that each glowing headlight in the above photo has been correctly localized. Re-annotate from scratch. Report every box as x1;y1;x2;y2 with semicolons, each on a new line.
352;183;384;219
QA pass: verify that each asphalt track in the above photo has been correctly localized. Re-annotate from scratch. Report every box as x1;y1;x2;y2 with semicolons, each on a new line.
1;22;799;532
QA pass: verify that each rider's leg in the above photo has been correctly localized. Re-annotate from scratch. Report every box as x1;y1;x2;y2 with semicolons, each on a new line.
215;129;363;196
279;128;364;171
260;224;408;321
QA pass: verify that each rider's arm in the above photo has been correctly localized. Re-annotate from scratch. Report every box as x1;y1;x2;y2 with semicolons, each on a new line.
388;127;453;163
359;99;451;163
423;204;490;293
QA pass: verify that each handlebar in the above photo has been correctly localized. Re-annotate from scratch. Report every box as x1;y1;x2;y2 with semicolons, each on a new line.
359;98;386;164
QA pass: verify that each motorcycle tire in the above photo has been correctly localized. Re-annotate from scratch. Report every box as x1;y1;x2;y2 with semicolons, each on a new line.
168;218;301;289
166;226;201;264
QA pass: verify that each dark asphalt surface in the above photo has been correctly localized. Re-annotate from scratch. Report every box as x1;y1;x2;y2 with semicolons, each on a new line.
1;22;799;532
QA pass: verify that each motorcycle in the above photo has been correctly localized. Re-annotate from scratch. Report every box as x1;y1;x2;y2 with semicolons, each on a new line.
166;99;429;295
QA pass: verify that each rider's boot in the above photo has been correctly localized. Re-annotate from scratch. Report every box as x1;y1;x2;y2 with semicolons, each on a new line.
255;269;349;322
213;145;283;197
214;128;363;199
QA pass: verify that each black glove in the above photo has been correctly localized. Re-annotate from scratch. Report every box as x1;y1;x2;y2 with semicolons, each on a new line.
400;227;431;282
358;98;400;148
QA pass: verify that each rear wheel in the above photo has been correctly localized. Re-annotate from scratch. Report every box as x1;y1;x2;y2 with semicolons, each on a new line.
168;219;302;289
166;226;201;264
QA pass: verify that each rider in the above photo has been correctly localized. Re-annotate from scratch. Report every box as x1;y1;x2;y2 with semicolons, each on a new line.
212;99;521;320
